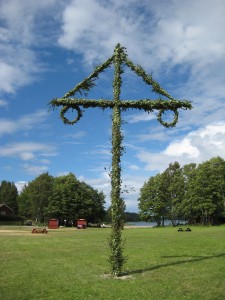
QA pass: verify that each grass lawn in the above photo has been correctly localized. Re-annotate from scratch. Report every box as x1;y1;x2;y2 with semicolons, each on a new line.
0;225;225;300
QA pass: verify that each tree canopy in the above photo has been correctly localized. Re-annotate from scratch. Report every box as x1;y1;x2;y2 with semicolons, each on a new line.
17;172;106;224
138;157;225;226
0;180;18;215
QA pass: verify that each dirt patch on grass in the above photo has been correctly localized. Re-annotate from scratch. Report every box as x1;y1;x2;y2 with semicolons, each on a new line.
101;273;133;280
0;229;46;236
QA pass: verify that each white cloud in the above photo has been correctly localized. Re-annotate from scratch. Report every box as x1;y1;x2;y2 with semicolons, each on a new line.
79;171;111;208
165;138;200;158
0;0;61;94
120;174;147;211
0;57;39;94
128;164;140;171
148;0;225;66
0;109;48;136
65;131;86;139
0;119;16;135
79;170;146;212
136;128;173;143
57;0;225;130
15;181;27;193
39;159;51;164
0;142;56;161
88;144;111;159
58;1;225;72
20;152;36;161
0;0;63;46
0;99;8;107
56;171;70;177
137;122;225;172
58;0;153;65
23;163;49;175
124;112;155;124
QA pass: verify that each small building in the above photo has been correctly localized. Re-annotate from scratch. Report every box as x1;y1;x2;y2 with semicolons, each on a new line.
77;219;87;229
0;204;13;216
48;219;59;229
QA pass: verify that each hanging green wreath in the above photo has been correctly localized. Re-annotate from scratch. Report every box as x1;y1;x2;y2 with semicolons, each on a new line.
60;105;83;125
157;108;179;127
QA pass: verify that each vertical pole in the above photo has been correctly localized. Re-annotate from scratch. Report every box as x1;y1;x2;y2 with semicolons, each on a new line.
109;44;126;276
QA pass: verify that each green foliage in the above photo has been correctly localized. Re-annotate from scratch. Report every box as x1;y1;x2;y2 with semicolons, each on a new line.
138;157;225;225
50;44;192;129
124;212;140;222
17;172;106;225
163;162;185;223
49;43;191;276
18;184;32;219
108;229;127;277
18;173;54;223
47;173;106;224
0;180;18;214
139;173;170;226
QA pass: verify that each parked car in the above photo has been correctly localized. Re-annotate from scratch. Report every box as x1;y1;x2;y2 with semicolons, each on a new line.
25;220;32;226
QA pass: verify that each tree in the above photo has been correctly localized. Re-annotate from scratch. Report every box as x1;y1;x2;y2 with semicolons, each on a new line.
163;162;185;224
22;173;54;223
139;157;225;226
124;212;140;222
195;157;225;225
180;163;198;224
47;173;80;224
0;180;18;215
47;173;106;225
138;173;169;226
18;184;33;219
78;181;106;223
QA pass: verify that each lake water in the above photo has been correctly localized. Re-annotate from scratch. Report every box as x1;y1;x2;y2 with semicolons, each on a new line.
125;220;172;227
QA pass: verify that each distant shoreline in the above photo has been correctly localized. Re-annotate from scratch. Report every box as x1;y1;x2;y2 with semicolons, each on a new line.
124;225;153;228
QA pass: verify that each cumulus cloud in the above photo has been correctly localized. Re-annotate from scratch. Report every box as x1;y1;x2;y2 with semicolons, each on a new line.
164;138;200;158
137;122;225;172
58;0;147;65
57;0;225;131
15;181;27;193
0;0;61;94
58;1;225;74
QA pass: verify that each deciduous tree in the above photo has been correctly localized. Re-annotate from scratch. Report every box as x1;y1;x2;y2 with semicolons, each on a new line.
0;180;18;215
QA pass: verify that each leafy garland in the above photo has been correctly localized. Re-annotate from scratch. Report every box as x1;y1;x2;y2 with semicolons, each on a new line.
108;44;127;276
50;44;192;128
51;98;191;127
50;43;192;276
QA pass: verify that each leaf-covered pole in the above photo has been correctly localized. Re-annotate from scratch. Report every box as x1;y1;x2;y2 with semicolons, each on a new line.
49;43;192;277
108;44;126;276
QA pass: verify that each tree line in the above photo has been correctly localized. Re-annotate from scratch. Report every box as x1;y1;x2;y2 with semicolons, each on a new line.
138;156;225;226
0;173;106;225
3;156;224;227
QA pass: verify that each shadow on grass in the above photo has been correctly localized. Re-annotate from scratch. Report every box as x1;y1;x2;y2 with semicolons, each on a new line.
123;253;225;276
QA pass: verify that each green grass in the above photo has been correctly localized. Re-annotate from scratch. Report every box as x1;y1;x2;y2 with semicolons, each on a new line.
0;225;225;300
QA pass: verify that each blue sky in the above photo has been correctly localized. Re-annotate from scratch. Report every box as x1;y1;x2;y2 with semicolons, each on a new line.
1;0;225;212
